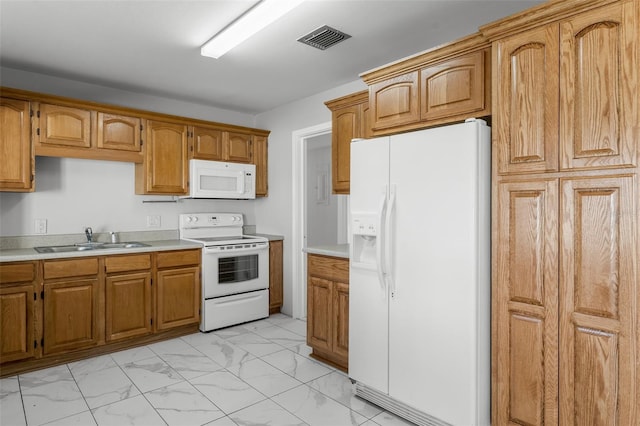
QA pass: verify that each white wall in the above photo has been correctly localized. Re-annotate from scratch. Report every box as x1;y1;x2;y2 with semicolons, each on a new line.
254;79;366;315
0;156;255;237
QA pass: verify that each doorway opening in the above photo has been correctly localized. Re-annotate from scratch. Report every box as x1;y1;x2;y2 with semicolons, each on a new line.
291;122;348;319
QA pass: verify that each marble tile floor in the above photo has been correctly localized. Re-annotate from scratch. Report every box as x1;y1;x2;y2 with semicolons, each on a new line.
0;313;415;426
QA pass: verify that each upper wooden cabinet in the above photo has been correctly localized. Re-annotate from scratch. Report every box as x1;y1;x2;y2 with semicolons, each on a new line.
559;3;637;171
225;132;252;163
191;126;224;160
97;112;142;152
33;103;144;163
493;0;637;175
369;71;419;132
420;50;487;121
37;103;92;149
135;120;189;195
325;90;369;194
494;23;560;175
253;134;268;197
0;97;33;192
361;34;491;136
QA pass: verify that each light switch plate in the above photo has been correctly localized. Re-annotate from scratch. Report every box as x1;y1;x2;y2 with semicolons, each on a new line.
147;215;161;228
35;218;47;234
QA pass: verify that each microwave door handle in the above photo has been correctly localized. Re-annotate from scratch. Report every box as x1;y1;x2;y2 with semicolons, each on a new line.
237;171;245;194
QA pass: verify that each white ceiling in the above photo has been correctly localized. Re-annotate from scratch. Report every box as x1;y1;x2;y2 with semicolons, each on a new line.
0;0;543;115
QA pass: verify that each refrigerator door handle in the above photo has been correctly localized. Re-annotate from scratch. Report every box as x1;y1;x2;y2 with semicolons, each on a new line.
376;188;388;293
385;184;396;297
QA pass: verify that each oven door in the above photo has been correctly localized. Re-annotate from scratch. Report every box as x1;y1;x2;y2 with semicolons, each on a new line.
202;242;269;299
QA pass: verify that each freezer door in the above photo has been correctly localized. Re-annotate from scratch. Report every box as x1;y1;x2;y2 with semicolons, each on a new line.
349;136;391;394
387;121;491;425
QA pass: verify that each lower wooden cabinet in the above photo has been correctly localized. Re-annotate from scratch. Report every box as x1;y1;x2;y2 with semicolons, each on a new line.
0;248;201;377
0;261;37;363
269;240;283;314
105;254;152;342
155;249;201;331
306;253;349;371
42;257;100;355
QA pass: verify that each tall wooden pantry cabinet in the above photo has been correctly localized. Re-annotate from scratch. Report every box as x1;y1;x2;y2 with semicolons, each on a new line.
482;0;639;424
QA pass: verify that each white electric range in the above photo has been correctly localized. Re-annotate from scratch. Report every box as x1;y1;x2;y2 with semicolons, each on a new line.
179;213;269;331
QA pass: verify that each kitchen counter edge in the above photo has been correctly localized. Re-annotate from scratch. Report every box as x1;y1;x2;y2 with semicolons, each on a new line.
0;240;203;263
304;244;349;259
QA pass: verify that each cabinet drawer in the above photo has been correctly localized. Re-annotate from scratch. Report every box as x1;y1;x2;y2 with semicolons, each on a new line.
43;257;99;280
105;254;151;274
156;249;201;269
0;262;37;284
308;254;349;283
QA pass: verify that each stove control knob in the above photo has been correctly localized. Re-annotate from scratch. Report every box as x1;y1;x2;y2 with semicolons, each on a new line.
193;217;199;222
186;216;192;223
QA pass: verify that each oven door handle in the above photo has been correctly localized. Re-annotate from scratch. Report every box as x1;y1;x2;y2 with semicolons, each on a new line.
203;243;268;254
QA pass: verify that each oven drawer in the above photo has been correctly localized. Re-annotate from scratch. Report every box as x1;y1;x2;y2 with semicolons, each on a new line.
201;289;269;331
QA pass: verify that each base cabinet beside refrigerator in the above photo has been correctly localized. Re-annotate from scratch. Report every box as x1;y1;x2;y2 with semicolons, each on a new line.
306;253;349;371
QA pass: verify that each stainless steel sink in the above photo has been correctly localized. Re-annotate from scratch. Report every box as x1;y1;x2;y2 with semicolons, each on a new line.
34;242;150;253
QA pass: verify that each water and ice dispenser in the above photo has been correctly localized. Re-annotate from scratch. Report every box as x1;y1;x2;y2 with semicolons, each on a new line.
351;213;379;270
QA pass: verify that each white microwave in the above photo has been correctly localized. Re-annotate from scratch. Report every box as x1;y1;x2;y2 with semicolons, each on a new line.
185;159;256;199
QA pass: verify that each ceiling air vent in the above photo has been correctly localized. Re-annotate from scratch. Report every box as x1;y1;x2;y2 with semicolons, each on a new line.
297;25;351;50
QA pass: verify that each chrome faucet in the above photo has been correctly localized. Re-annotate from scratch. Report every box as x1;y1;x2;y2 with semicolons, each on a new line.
84;227;93;243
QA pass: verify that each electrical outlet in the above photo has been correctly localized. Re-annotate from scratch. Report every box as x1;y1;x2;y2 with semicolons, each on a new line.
147;215;161;228
34;218;47;234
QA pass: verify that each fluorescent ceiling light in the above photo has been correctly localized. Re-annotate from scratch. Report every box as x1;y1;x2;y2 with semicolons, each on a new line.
201;0;305;59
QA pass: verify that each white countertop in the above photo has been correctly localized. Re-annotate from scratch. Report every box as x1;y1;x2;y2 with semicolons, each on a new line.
303;244;349;259
0;239;202;263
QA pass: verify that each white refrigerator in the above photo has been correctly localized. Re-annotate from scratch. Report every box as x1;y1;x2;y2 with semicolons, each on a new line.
349;119;491;426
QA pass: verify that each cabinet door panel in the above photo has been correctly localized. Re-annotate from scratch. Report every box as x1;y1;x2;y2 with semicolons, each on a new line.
0;284;35;363
97;113;141;152
253;135;268;197
156;266;200;331
420;50;486;121
332;106;359;194
192;127;224;160
43;279;99;355
0;98;33;191
560;175;636;425
560;3;638;170
225;132;252;163
269;240;283;313
495;24;559;175
307;276;332;352
142;121;189;194
332;281;349;363
370;71;419;130
494;180;558;426
39;104;91;148
105;272;152;341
